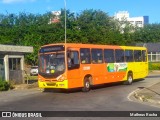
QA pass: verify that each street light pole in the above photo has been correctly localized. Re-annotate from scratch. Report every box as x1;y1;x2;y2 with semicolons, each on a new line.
64;0;67;43
64;0;68;73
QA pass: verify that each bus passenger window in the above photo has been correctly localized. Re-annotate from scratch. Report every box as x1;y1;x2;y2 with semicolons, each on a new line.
80;48;91;64
115;49;124;62
125;50;133;62
104;49;114;63
134;50;142;62
91;49;103;64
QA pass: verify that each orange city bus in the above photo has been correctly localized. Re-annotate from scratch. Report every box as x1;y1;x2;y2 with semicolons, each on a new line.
38;43;148;92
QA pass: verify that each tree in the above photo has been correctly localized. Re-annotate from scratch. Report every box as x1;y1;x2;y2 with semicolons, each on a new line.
132;24;160;43
1;9;160;65
76;9;119;44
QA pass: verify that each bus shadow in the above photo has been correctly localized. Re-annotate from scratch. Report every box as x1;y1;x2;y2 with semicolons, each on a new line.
91;82;123;90
146;75;160;78
91;78;145;90
133;78;145;83
41;82;124;94
42;79;145;94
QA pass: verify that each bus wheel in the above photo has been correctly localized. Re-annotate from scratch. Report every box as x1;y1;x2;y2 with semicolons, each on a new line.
82;78;90;92
126;73;133;85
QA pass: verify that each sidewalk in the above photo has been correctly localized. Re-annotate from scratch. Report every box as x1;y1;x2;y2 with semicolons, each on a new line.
0;88;40;104
14;82;38;89
0;82;40;103
133;71;160;107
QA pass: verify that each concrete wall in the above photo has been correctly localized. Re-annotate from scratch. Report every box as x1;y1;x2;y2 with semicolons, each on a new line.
0;44;33;83
0;44;33;53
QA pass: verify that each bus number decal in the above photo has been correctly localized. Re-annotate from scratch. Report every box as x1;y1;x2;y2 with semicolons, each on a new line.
83;66;91;71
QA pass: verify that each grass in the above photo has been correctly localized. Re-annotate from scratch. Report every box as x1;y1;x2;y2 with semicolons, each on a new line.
24;75;38;84
24;74;37;80
149;62;160;70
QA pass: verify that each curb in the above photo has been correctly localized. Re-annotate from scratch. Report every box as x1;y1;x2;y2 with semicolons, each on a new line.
134;91;149;102
133;90;160;106
14;82;38;90
150;70;160;73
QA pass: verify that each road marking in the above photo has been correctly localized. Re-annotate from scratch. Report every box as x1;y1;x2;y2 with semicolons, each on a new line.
127;88;140;101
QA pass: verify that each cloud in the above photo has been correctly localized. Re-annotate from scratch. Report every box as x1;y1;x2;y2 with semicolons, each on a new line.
1;0;36;4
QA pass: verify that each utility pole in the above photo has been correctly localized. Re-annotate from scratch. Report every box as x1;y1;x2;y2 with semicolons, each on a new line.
64;0;67;43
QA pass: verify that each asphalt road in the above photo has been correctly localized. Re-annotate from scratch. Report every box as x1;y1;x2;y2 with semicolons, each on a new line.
0;73;160;120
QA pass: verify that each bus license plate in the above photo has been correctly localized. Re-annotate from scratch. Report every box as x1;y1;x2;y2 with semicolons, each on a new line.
47;83;56;86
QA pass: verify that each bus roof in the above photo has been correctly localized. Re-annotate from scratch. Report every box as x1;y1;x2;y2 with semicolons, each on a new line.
41;43;147;50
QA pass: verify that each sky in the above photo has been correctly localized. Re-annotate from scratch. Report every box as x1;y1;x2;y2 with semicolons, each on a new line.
0;0;160;23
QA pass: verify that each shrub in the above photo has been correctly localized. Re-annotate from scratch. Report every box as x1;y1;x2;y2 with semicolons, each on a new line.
149;62;160;70
0;79;10;91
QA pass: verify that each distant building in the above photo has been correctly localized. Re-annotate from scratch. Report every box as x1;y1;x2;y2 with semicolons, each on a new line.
49;11;61;24
114;11;149;28
0;44;33;84
134;43;160;62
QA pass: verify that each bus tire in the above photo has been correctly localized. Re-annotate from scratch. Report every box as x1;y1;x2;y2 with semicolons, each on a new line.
82;78;90;92
126;73;133;85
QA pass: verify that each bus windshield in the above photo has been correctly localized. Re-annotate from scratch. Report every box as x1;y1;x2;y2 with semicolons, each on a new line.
38;52;65;78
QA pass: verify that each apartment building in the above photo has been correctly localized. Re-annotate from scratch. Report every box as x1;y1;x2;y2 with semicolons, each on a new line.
114;11;149;27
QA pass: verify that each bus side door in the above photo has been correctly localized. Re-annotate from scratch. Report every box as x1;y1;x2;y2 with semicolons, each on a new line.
67;50;81;88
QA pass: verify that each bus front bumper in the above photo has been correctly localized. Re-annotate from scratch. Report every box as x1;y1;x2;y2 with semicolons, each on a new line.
38;80;68;89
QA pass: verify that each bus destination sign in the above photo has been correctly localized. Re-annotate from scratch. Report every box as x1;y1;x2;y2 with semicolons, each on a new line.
40;45;65;53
